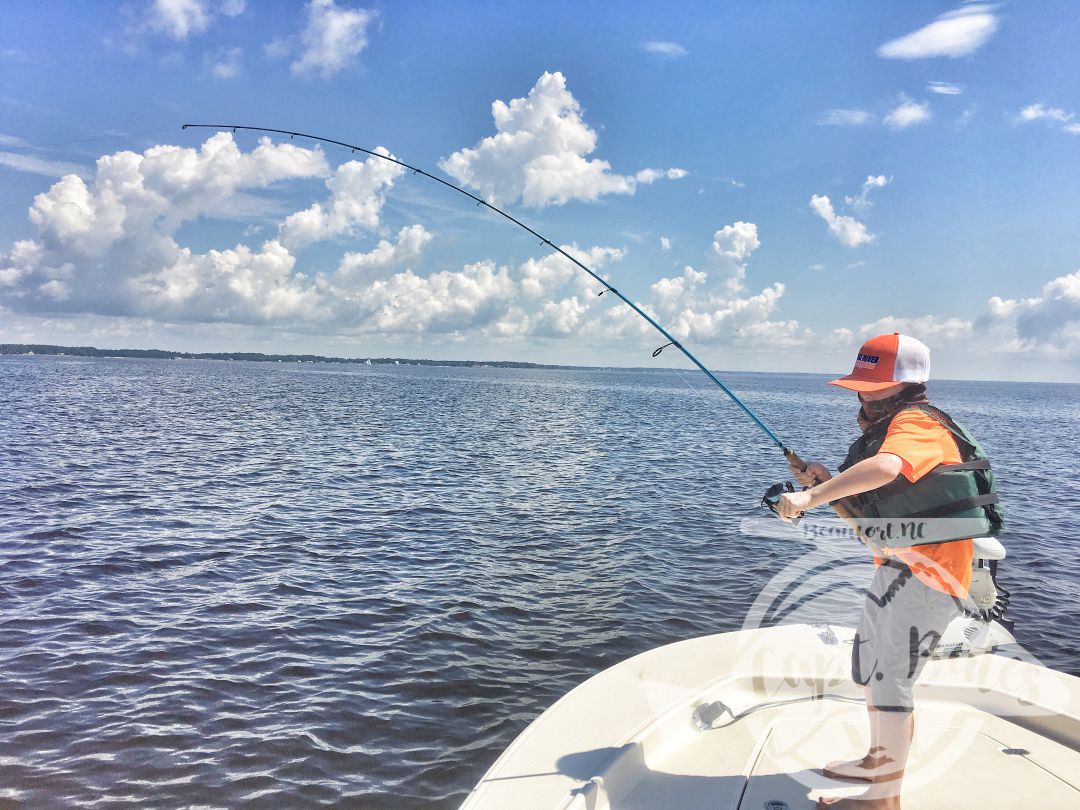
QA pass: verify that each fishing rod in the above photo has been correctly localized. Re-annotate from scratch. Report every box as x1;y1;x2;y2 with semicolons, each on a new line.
181;123;815;476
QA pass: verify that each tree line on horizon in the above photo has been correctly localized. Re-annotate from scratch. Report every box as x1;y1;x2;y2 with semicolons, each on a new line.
0;343;588;370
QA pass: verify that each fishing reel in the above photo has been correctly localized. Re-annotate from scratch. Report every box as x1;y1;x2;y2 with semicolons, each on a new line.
761;481;801;524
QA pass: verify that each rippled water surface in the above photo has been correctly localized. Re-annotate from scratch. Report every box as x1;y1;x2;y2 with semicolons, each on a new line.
2;356;1078;807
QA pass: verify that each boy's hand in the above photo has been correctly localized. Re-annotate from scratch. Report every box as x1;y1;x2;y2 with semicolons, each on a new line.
777;489;815;521
790;460;831;487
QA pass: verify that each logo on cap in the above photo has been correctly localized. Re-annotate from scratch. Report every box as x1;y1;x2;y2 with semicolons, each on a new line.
855;353;880;369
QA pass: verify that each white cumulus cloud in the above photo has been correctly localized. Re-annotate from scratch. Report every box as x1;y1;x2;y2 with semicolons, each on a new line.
0;130;638;340
346;260;516;335
144;0;244;40
643;266;799;347
856;271;1080;362
710;221;761;292
845;174;890;214
884;98;932;129
439;71;687;207
0;240;43;288
2;133;329;319
860;314;974;344
855;271;1080;362
334;224;432;284
291;0;375;79
278;148;403;248
147;0;212;39
27;134;327;258
878;4;998;60
650;265;707;315
0;131;649;342
712;221;760;262
391;244;624;340
634;167;689;184
981;270;1080;354
518;244;624;299
810;195;875;248
1016;104;1079;136
132;239;321;322
1018;103;1073;123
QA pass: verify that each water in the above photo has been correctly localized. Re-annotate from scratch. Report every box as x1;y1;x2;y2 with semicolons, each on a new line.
2;356;1078;808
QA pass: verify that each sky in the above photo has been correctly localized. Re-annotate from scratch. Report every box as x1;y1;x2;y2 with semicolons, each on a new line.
1;0;1078;382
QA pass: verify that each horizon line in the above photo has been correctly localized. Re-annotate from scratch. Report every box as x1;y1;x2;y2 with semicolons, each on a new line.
2;342;1075;387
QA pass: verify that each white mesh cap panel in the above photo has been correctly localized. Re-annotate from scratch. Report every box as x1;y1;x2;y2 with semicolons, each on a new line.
894;334;930;382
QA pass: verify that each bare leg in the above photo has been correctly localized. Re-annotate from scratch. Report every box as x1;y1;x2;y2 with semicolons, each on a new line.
818;708;913;808
822;688;883;782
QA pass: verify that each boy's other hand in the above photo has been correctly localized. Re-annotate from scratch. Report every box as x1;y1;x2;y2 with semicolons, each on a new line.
791;460;831;487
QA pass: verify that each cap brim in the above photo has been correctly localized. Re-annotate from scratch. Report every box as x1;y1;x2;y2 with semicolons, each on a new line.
827;376;905;392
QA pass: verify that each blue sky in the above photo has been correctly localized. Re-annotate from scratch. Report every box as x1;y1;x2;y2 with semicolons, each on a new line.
1;1;1078;381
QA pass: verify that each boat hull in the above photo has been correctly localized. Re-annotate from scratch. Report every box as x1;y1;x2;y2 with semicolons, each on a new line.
462;623;1080;809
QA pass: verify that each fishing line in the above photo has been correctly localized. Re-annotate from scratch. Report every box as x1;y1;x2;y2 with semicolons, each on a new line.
33;128;178;152
181;123;806;469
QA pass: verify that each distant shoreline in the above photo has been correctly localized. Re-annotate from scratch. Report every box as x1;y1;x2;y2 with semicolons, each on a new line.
3;343;1074;385
0;343;590;370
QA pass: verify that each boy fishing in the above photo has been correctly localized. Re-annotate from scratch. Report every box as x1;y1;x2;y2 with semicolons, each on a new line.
777;332;1001;809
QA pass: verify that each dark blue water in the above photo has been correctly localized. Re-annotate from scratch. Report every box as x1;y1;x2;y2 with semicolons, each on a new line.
2;356;1078;808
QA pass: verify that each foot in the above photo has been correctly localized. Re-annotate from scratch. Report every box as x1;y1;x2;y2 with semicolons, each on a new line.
820;753;882;782
816;791;900;809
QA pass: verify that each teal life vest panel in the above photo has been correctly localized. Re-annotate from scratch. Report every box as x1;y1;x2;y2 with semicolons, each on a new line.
835;403;1004;546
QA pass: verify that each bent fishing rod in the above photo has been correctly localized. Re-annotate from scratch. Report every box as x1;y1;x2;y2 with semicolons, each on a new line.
181;123;816;477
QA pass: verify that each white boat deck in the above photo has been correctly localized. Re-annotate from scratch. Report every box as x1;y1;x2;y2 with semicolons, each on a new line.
461;624;1080;809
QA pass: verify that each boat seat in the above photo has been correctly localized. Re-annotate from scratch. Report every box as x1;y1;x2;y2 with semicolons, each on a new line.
972;536;1006;561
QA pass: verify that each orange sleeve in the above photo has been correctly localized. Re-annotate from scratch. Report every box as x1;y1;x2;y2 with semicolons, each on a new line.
877;411;959;482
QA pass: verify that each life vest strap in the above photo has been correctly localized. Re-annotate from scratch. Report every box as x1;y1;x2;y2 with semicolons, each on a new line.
908;493;1000;520
926;459;990;473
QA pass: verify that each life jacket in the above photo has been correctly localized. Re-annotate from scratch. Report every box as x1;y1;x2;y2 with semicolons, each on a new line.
835;403;1004;546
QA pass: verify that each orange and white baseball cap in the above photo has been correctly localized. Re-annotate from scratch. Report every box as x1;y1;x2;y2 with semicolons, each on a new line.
829;332;930;392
